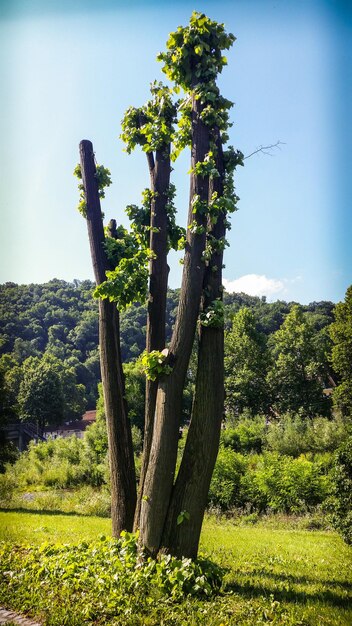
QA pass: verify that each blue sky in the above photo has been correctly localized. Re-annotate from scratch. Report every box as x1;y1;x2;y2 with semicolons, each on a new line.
0;0;351;304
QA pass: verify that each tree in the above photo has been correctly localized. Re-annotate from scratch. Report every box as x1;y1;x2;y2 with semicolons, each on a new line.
77;145;137;535
267;305;331;418
18;356;64;435
329;285;352;415
224;307;269;417
77;12;242;558
0;359;19;470
123;359;146;433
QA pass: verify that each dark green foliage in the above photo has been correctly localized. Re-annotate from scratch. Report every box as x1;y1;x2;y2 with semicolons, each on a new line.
267;305;332;418
0;368;18;471
209;447;331;513
224;309;269;416
0;280;337;427
221;415;266;454
329;285;352;415
330;436;352;544
18;356;64;433
265;414;350;456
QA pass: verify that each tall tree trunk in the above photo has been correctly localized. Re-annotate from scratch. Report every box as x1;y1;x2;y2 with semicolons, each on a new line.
139;95;210;555
162;135;226;558
134;147;171;530
79;139;136;534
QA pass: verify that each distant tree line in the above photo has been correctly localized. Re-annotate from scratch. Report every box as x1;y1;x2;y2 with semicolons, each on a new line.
0;279;350;441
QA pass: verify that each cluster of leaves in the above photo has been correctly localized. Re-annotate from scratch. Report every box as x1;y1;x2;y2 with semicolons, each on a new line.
199;299;224;328
158;12;235;91
121;81;177;154
0;533;223;624
125;186;185;254
191;151;219;179
202;235;229;265
73;163;112;218
141;350;172;381
95;247;151;310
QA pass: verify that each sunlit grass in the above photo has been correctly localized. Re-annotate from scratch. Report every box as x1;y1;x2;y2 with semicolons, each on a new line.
0;510;351;625
0;509;110;545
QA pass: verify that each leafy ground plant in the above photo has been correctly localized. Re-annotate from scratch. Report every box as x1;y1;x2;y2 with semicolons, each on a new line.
0;532;222;624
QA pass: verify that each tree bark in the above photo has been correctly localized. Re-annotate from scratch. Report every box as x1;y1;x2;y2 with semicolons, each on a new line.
134;147;171;530
79;139;136;534
162;134;226;558
139;95;210;555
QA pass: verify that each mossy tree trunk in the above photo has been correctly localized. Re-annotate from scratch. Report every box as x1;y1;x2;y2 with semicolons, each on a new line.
134;147;171;530
139;95;211;555
161;134;226;557
79;139;136;534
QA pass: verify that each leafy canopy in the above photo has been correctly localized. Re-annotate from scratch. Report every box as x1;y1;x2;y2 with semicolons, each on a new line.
157;11;235;90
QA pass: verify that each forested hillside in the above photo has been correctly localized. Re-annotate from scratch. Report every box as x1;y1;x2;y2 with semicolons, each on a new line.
0;279;337;434
0;279;335;360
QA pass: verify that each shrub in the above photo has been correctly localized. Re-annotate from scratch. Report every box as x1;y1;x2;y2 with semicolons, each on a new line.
0;472;16;503
209;449;332;514
330;436;352;544
265;414;350;457
3;435;107;491
208;447;248;509
221;414;266;453
251;453;331;514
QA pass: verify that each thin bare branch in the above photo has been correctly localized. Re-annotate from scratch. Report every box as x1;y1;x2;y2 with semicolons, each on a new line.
244;140;285;160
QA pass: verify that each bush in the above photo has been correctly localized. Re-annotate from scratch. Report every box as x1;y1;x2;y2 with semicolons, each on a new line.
0;472;16;503
265;414;350;457
208;447;248;509
221;414;266;453
250;453;331;514
209;449;332;514
3;434;108;491
330;436;352;544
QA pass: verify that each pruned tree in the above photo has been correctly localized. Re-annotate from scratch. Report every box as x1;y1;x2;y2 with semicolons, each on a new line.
75;148;136;534
76;12;243;558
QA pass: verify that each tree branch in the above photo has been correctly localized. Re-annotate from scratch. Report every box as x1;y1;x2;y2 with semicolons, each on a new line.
244;140;285;160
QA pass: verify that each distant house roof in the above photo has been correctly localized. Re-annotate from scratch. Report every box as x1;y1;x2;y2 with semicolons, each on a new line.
82;410;96;422
44;410;97;436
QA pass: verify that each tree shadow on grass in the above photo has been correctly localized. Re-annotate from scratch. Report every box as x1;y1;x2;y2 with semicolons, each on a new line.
224;573;352;609
0;506;110;518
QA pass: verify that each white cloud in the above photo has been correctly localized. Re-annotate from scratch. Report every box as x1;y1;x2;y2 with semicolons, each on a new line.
223;274;285;299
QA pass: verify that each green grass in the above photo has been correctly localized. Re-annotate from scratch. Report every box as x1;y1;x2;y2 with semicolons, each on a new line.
0;509;110;544
0;510;351;625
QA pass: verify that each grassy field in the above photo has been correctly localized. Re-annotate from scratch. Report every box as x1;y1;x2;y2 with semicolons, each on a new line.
0;510;351;625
